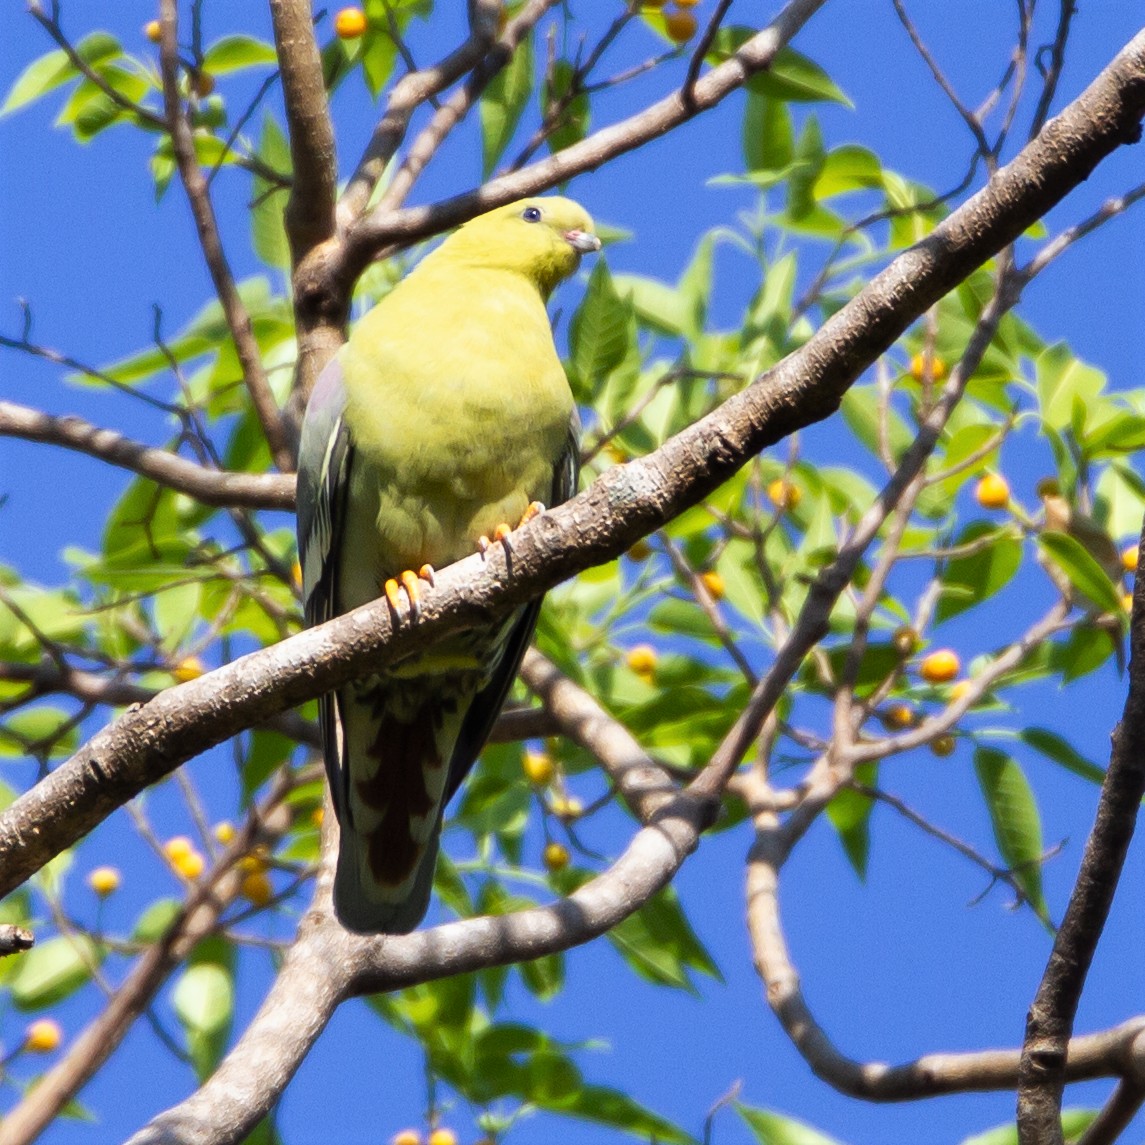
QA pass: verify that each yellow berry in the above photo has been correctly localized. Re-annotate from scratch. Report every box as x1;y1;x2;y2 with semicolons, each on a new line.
88;866;121;896
163;836;194;863
24;1018;62;1053
291;560;303;587
144;19;162;43
931;734;957;758
699;570;725;600
391;1132;421;1145
522;750;555;786
174;850;205;880
1122;544;1139;574
626;644;658;677
334;7;368;38
664;9;697;42
213;821;236;845
891;626;919;656
880;703;915;730
240;870;273;907
543;842;570;872
1123;592;1135;613
627;538;653;561
172;656;205;683
910;352;947;381
975;473;1011;510
550;795;583;821
428;1129;458;1145
238;846;270;875
767;478;801;512
919;649;961;684
312;806;325;827
949;679;973;703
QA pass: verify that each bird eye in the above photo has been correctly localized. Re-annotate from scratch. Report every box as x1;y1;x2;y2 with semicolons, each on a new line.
522;206;542;223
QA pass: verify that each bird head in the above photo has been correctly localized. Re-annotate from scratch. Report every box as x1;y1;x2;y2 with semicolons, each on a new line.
444;197;600;297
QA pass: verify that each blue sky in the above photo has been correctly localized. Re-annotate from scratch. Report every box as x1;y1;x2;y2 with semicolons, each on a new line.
2;3;1145;1144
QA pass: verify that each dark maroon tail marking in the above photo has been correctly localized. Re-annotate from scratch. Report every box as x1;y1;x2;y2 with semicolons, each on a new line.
356;701;446;887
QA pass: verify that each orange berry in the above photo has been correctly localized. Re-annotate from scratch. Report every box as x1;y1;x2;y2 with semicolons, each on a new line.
172;656;205;682
391;1132;421;1145
975;473;1010;510
699;570;725;600
428;1130;458;1145
543;842;570;872
880;703;916;730
767;478;801;512
88;866;121;896
626;644;658;678
240;870;273;906
1122;544;1139;574
627;538;653;561
674;0;701;6
910;352;947;381
919;649;961;684
191;72;215;98
291;560;303;587
664;9;697;42
334;7;368;38
24;1018;62;1053
931;734;957;758
891;626;919;656
311;806;325;827
523;750;555;786
144;20;162;43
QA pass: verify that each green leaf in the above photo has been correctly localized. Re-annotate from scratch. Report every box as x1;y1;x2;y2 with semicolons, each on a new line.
607;886;720;991
814;145;882;199
737;1102;849;1145
1020;728;1104;785
202;34;278;74
613;273;688;336
973;747;1048;922
1036;342;1106;431
1038;530;1124;615
747;48;850;105
480;33;534;176
555;1084;696;1145
0;706;80;758
251;114;292;269
743;91;793;172
10;935;103;1010
173;960;235;1080
569;260;633;401
132;899;183;943
936;524;1022;623
1;49;71;116
543;58;590;154
826;763;876;879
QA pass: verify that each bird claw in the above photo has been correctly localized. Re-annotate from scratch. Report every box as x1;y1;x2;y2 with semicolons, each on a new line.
383;565;436;621
479;502;547;561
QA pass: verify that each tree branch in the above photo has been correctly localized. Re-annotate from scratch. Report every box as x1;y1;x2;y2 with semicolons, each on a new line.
1017;533;1145;1144
0;400;295;511
158;0;293;472
2;26;1143;897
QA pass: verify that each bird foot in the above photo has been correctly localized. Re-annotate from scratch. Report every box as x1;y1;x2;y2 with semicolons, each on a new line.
383;564;436;621
479;502;546;560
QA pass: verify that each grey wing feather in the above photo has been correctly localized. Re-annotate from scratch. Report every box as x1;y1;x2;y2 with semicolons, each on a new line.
296;356;355;822
444;409;581;804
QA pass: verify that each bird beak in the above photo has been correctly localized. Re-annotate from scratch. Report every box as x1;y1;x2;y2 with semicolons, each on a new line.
564;229;601;254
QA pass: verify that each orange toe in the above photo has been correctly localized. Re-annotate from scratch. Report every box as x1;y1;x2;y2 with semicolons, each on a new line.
519;501;545;527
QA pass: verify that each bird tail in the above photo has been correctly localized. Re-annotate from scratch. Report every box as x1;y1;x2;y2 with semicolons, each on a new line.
330;684;458;935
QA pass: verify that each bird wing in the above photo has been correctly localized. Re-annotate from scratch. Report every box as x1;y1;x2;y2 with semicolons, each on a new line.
444;408;581;805
295;355;355;823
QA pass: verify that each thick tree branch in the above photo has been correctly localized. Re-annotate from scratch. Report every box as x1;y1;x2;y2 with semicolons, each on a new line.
2;27;1143;898
268;0;337;266
158;0;293;472
0;400;295;511
1017;533;1145;1144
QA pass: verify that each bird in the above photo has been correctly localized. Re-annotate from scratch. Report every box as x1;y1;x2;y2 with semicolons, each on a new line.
296;197;599;934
